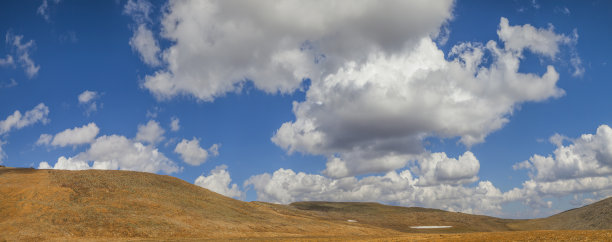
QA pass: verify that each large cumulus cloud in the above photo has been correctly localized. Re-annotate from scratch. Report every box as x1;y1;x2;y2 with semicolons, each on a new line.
245;152;502;215
126;1;578;178
132;0;454;101
273;18;570;177
509;125;612;208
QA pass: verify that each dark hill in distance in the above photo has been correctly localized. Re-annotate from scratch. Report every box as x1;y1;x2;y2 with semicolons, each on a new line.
290;201;513;233
1;167;611;241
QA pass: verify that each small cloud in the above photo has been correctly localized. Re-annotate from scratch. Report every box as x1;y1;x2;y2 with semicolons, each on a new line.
554;6;571;15
174;137;218;166
37;0;50;21
194;165;243;199
123;0;152;24
36;133;52;146
0;104;49;163
37;0;61;22
0;140;6;164
531;0;540;9
146;106;161;119
135;120;165;144
36;123;99;148
0;79;17;88
78;90;97;103
78;90;101;115
170;116;180;131
208;143;220;157
548;133;568;147
568;29;584;77
130;24;161;66
0;55;14;67
0;103;49;135
5;32;40;78
124;0;161;67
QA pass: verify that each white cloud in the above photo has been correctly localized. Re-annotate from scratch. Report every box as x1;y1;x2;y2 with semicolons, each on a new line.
0;103;49;135
413;151;479;186
170;116;180;131
208;143;219;156
123;0;152;24
0;55;14;67
568;29;584;77
145;106;161;119
245;157;503;215
38;156;90;170
174;137;218;166
273;18;569;177
0;140;6;164
78;90;98;103
530;0;540;9
36;133;52;146
124;0;160;67
37;0;50;21
130;24;161;66
517;125;612;181
195;165;242;198
135;120;165;144
39;134;180;174
140;0;454;101
555;6;571;15
37;0;61;22
497;17;571;58
42;122;99;147
0;103;49;163
510;125;612;208
129;3;580;179
5;33;40;78
77;90;100;115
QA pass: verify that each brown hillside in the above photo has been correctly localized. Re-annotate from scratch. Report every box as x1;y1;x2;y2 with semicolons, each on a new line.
290;201;515;233
0;167;400;240
1;167;612;241
509;197;612;230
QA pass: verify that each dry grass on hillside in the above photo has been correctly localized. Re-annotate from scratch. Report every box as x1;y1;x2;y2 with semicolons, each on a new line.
291;201;515;233
508;197;612;231
0;168;399;240
1;167;611;241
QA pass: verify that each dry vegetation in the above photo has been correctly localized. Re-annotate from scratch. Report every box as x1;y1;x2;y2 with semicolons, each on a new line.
1;167;611;241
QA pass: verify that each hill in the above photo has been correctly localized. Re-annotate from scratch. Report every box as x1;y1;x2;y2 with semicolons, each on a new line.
1;167;611;241
0;167;400;240
290;201;514;233
508;197;612;230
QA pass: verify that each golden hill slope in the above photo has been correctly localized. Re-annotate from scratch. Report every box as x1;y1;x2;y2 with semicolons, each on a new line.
1;167;611;241
508;196;612;231
0;167;400;240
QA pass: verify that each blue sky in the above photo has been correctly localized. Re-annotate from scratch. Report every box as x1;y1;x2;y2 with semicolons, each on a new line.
1;0;612;218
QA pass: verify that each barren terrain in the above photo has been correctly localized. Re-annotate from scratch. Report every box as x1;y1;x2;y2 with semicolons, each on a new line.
1;166;610;241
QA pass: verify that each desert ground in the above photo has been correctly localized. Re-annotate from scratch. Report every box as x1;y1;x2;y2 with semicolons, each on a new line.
1;166;611;241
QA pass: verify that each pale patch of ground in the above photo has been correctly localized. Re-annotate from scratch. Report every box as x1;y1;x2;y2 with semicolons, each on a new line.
410;226;453;229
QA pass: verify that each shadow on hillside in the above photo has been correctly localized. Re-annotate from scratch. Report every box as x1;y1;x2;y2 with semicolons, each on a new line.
0;167;37;175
